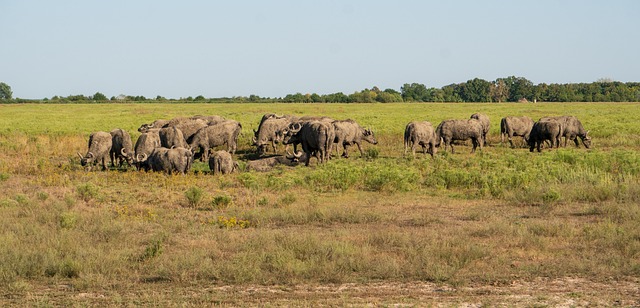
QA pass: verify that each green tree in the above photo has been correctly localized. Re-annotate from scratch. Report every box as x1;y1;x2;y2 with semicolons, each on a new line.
0;82;13;99
490;79;509;102
457;78;491;102
501;76;533;102
92;92;108;101
401;83;428;102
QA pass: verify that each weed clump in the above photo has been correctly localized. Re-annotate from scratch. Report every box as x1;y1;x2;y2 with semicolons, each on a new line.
211;195;232;209
184;186;204;208
76;183;98;202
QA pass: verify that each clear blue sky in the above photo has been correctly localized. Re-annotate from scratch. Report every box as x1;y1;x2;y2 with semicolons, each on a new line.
2;1;639;99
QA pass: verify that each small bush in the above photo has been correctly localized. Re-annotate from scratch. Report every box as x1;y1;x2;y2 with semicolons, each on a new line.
0;173;9;181
0;198;19;208
14;194;29;206
364;148;379;160
278;193;297;207
211;195;232;209
36;191;49;201
215;216;252;229
59;212;78;229
542;190;561;204
257;197;269;207
138;236;165;262
238;173;261;190
76;183;98;202
184;186;204;208
46;259;81;278
59;259;81;278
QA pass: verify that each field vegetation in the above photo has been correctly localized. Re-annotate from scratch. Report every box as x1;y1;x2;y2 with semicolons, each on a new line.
0;102;639;305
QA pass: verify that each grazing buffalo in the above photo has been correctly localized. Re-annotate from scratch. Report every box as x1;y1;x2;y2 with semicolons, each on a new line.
528;120;563;152
500;116;534;148
404;121;438;157
539;116;591;148
110;128;134;168
253;116;293;155
470;113;490;146
435;119;484;153
137;147;193;174
134;130;161;170
77;131;112;171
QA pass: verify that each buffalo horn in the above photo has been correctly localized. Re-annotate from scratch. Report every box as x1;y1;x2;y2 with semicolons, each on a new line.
137;153;148;162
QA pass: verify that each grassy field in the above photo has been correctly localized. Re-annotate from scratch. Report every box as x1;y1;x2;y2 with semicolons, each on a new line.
1;102;639;306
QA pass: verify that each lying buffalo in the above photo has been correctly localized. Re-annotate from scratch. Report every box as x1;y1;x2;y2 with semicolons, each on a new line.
245;151;306;172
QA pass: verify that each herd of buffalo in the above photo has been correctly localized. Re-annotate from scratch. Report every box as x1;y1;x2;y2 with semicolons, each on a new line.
76;113;591;174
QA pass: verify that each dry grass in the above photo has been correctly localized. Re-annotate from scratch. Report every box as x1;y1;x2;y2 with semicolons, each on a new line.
1;102;640;305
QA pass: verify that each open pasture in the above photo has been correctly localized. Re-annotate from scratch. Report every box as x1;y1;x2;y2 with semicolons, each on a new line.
1;102;639;305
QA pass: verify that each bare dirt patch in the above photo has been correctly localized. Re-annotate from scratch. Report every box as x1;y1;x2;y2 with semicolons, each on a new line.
4;277;638;306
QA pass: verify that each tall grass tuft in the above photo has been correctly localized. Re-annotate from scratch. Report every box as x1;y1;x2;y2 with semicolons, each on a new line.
76;183;98;202
184;186;204;208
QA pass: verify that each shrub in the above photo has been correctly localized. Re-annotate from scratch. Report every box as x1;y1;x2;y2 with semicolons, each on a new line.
76;183;98;202
184;186;204;208
138;235;166;262
59;212;78;229
211;195;232;209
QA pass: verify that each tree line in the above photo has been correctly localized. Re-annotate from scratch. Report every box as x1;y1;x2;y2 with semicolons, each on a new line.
1;77;639;103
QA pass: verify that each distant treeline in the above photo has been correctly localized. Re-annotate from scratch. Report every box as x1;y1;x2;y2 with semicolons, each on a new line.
2;76;639;103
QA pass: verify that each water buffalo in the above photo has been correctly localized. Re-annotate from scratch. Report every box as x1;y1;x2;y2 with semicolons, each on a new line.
331;119;378;158
160;117;208;144
191;115;226;125
539;116;591;148
253;116;293;155
470;113;490;146
282;120;331;166
189;120;242;161
138;119;169;133
134;130;161;170
404;121;438;157
245;151;306;172
528;120;563;152
137;147;193;174
435;119;484;153
159;126;188;149
109;128;134;168
500;116;534;148
208;150;239;175
77;131;112;171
